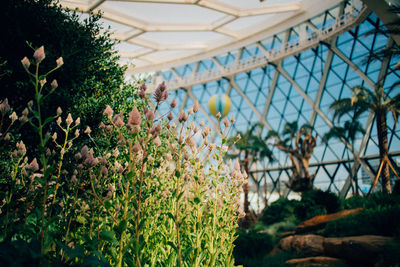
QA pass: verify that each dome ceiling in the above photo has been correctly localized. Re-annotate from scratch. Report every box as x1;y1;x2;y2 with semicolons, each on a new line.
58;0;341;73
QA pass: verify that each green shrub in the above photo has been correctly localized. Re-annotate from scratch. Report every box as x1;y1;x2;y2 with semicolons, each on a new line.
260;198;301;225
233;229;275;264
294;190;341;221
342;192;400;210
0;0;125;151
323;205;400;237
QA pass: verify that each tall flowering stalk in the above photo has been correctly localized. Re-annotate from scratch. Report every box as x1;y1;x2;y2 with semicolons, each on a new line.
0;45;245;266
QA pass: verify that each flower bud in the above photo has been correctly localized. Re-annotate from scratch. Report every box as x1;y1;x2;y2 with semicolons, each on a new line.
21;57;30;69
167;112;173;121
51;79;58;89
84;126;92;135
223;117;229;128
75;117;80;126
33;46;45;64
170;99;177;109
0;98;10;115
145;110;155;121
56;107;62;116
103;105;114;119
132;144;141;153
154;136;161;147
65;113;73;127
52;132;57;141
9;112;18;123
26;158;39;172
56;57;64;67
193;102;199;113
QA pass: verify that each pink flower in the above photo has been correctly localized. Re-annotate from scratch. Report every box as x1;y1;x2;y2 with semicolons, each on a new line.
186;136;195;149
0;98;10;115
26;158;39;172
21;57;30;69
51;80;58;89
154;82;168;103
9;112;17;123
33;46;45;64
145;110;155;121
80;145;90;159
56;57;64;67
170;99;177;109
113;113;124;128
223;117;229;128
70;175;78;184
128;107;141;126
132;143;141;153
193;102;200;113
154;136;161;147
65;113;73;127
178;112;188;123
103;105;114;119
115;116;124;128
84;126;92;135
167;112;173;121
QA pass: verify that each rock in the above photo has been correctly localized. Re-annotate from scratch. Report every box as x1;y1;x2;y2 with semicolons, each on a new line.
286;256;345;266
271;234;325;256
276;231;296;238
296;208;362;233
323;235;396;265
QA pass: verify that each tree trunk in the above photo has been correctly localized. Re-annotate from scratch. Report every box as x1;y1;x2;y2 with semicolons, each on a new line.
376;111;391;193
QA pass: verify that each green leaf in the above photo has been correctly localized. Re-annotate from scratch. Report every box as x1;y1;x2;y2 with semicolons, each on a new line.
175;169;181;178
126;171;135;180
193;197;201;204
164;212;175;222
167;241;178;252
100;230;116;243
76;215;86;224
43;116;54;127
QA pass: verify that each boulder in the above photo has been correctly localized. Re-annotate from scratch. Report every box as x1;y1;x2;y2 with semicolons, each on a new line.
323;235;396;265
286;256;345;266
271;234;324;256
296;208;362;233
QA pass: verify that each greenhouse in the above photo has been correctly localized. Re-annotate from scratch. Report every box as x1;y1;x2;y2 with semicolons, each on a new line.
0;0;399;266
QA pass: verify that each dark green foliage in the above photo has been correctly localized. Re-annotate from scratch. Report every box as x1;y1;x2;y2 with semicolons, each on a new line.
375;241;400;267
323;205;400;238
233;229;275;263
260;198;300;225
294;190;341;221
0;0;125;151
235;251;308;267
342;192;400;210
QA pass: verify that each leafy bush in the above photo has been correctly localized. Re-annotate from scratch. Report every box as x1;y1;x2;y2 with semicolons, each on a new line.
294;189;341;221
260;198;300;225
233;229;275;264
342;192;400;210
323;205;400;237
0;0;125;150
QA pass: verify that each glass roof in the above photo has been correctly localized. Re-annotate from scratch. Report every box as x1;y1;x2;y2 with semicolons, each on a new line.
59;0;342;73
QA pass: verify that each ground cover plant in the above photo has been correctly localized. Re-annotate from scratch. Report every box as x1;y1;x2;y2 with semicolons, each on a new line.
0;46;246;266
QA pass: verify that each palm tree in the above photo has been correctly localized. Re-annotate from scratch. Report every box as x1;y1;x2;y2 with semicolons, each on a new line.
323;111;365;195
226;122;274;227
266;121;317;193
330;84;400;193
